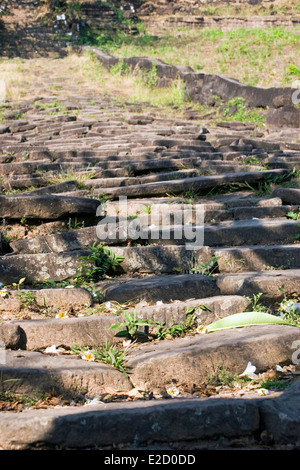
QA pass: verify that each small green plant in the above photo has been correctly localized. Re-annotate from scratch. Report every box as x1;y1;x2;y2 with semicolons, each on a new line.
246;292;269;313
71;342;129;375
110;60;130;77
287;64;300;77
67;217;85;230
143;203;152;214
245;156;261;165
191;256;220;279
139;63;159;88
259;377;291;390
7;277;26;291
182;186;199;204
74;243;124;284
206;365;250;388
17;291;37;309
220;97;265;124
294;223;300;240
156;309;198;340
286;209;300;221
109;309;160;340
278;294;300;325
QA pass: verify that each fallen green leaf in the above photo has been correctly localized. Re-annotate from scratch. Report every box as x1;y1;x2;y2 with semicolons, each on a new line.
205;311;297;333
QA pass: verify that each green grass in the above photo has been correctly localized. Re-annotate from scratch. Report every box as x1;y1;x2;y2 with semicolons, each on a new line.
79;25;300;88
215;97;265;125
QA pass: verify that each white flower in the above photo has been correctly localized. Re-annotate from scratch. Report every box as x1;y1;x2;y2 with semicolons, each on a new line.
81;351;95;362
257;388;270;396
166;386;180;397
0;288;8;298
44;345;64;355
196;324;206;334
239;362;258;379
84;396;104;406
55;312;69;318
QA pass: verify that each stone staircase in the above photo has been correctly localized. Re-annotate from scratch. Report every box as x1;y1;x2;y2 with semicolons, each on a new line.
0;75;300;449
0;0;135;58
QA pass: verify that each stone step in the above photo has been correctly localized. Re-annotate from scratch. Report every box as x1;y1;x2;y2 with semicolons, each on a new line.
0;330;299;449
98;169;290;198
0;160;83;175
127;325;300;391
213;244;300;273
0;194;100;220
0;287;93;318
2;295;250;349
0;350;132;399
98;273;221;305
13;180;79;195
0;250;89;284
273;188;300;205
84;169;200;189
216;268;300;300
9;219;300;257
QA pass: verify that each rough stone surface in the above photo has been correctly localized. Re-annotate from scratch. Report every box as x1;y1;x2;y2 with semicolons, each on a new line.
0;350;132;398
216;269;300;299
259;380;300;445
100;274;220;304
0;287;93;312
273;188;300;205
0;395;261;450
0;195;100;219
126;325;300;391
8;295;250;350
0;251;90;283
266;106;300;128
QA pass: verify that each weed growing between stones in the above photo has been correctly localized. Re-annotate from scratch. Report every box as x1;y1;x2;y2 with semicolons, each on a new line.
109;309;161;341
17;291;37;310
217;97;265;124
286;209;300;221
70;341;130;375
189;256;220;279
278;294;300;326
206;365;252;388
155;311;198;340
74;242;125;284
246;292;270;314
